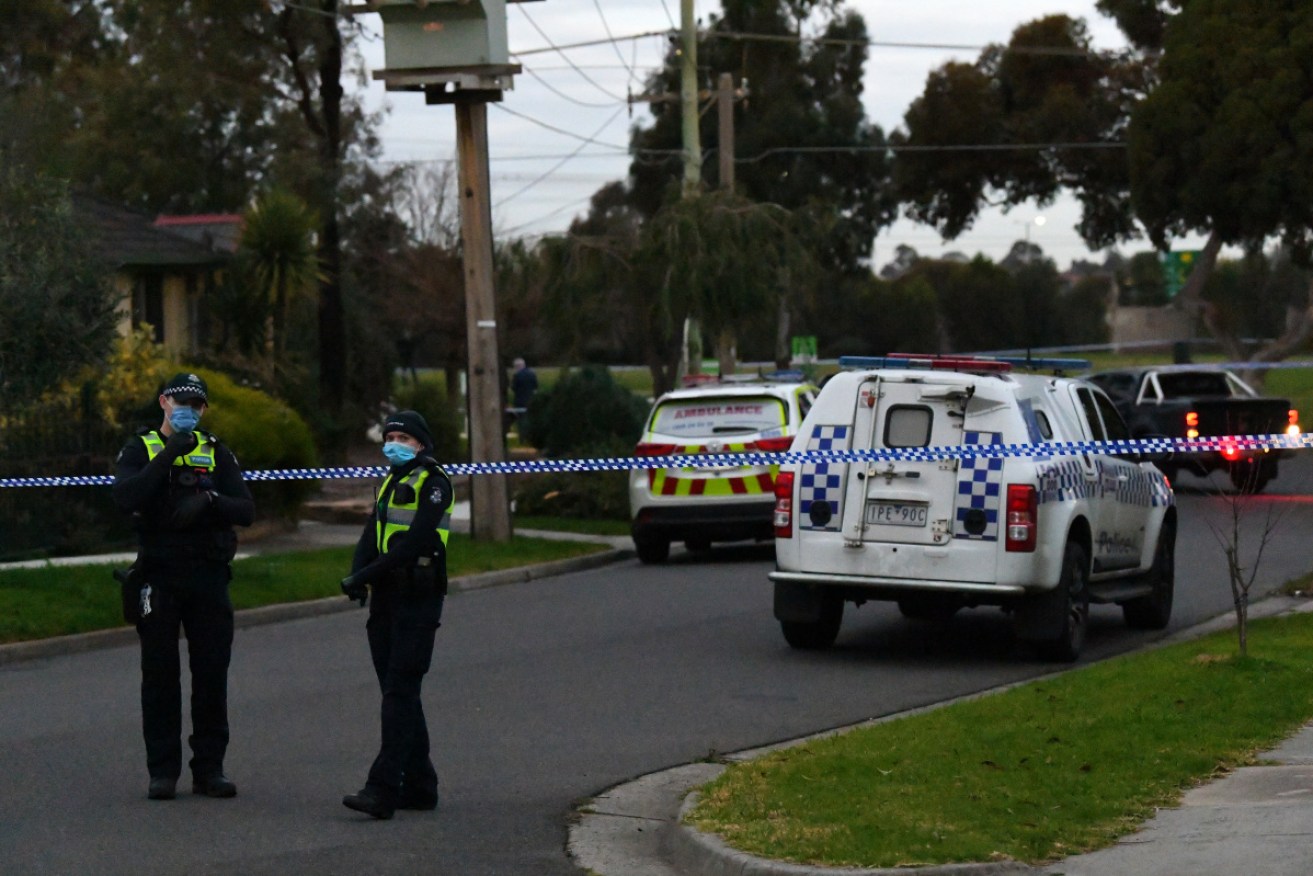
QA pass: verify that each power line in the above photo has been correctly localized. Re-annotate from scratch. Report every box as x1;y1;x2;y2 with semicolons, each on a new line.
707;30;1121;59
491;103;630;150
735;142;1127;163
493;106;627;208
592;0;639;86
521;64;626;108
513;29;674;58
498;194;597;236
513;5;628;102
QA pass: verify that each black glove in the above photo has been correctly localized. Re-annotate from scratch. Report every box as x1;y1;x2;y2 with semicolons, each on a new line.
168;491;211;529
162;429;197;460
341;574;368;606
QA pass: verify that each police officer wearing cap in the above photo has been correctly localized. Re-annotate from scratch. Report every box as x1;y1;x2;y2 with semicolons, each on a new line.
112;373;254;801
340;410;454;820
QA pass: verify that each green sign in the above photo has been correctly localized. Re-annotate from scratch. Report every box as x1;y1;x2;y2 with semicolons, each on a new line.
1161;250;1200;299
791;335;818;363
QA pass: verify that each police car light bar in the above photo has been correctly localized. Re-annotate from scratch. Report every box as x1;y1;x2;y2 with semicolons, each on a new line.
839;355;1012;372
838;354;1091;374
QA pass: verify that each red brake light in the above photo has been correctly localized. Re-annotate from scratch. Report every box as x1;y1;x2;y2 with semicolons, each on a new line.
634;443;678;457
1005;484;1037;552
1220;443;1241;461
773;471;795;538
754;436;793;453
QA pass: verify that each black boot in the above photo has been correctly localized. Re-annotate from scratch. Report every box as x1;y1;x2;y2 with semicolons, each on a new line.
343;786;395;820
148;777;177;800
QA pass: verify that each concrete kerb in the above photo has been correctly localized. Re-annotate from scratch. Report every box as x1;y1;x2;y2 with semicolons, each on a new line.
0;545;630;667
571;593;1313;876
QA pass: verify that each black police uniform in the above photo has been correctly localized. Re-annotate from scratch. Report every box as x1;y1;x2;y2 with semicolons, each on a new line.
113;426;254;791
343;454;453;817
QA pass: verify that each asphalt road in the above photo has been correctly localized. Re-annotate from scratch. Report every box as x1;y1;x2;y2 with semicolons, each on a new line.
2;455;1312;874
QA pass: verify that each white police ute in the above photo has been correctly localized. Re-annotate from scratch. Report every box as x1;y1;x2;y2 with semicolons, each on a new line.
770;355;1176;661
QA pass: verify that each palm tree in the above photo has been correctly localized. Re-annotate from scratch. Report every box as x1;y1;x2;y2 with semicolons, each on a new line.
239;190;320;383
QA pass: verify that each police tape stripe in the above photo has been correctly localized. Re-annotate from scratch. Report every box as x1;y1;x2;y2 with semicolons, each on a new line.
3;433;1312;488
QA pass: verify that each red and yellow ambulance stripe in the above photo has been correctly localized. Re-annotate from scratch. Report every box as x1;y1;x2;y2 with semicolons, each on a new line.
648;442;780;496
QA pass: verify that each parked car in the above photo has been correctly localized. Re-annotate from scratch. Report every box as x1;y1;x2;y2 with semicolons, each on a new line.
770;354;1177;661
1087;366;1299;494
629;375;818;564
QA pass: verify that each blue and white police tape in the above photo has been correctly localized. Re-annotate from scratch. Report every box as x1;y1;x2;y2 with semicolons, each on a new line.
3;432;1312;489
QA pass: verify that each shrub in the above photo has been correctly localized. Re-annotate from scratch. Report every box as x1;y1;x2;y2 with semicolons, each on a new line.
512;470;630;521
188;368;319;522
392;376;465;465
523;365;648;458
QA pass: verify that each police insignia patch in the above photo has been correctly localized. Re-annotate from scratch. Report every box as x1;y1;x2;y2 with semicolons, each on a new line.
429;489;443;505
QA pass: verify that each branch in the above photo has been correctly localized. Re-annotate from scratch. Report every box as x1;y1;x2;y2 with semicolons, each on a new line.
276;8;326;141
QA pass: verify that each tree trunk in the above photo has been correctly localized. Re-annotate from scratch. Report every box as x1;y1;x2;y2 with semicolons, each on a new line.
315;1;346;415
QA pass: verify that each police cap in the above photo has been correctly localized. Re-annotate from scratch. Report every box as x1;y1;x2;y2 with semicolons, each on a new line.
162;372;208;404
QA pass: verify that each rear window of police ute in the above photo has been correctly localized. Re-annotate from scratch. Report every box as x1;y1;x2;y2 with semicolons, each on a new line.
650;396;787;438
884;405;933;448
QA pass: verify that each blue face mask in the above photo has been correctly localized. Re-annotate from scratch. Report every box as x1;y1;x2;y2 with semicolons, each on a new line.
382;442;417;466
169;405;202;433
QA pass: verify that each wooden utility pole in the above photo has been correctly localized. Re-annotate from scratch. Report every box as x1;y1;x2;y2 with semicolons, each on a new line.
717;72;735;192
456;101;512;541
680;0;701;195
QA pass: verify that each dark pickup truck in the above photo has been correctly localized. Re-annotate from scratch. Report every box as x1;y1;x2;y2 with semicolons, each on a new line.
1087;367;1299;493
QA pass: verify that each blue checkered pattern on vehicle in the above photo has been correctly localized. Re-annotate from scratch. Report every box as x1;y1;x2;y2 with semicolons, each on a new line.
799;425;850;531
954;432;1004;541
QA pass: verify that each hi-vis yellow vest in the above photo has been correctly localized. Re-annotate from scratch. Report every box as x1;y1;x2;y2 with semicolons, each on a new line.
375;464;454;554
141;430;217;471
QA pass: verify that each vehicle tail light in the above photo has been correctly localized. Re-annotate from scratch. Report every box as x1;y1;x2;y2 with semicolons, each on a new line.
634;443;678;457
754;436;793;453
1185;411;1199;440
1288;409;1301;437
1005;484;1037;552
1220;443;1241;461
773;471;795;538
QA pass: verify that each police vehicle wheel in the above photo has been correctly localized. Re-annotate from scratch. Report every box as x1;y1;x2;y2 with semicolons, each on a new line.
1036;541;1089;663
780;592;843;650
634;534;670;564
1124;518;1175;630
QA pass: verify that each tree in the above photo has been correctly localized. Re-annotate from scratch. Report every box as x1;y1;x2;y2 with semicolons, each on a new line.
0;169;116;409
1128;0;1313;375
892;14;1145;250
240;189;321;382
639;189;816;376
627;0;894;274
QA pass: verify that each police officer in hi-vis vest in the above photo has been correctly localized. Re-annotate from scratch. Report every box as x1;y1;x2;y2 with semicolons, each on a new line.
113;373;254;801
340;410;454;820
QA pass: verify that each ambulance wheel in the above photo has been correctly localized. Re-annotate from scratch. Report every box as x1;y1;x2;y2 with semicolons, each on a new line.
780;592;843;651
634;534;670;565
1124;518;1175;630
1034;541;1089;663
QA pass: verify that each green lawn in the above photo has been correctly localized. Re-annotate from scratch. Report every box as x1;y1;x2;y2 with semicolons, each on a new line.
0;533;607;644
688;601;1313;869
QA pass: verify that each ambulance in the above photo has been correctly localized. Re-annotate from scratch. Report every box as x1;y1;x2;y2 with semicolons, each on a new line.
630;376;818;564
770;355;1176;661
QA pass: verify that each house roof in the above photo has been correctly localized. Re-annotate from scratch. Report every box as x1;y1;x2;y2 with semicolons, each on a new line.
153;214;243;254
74;194;230;269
